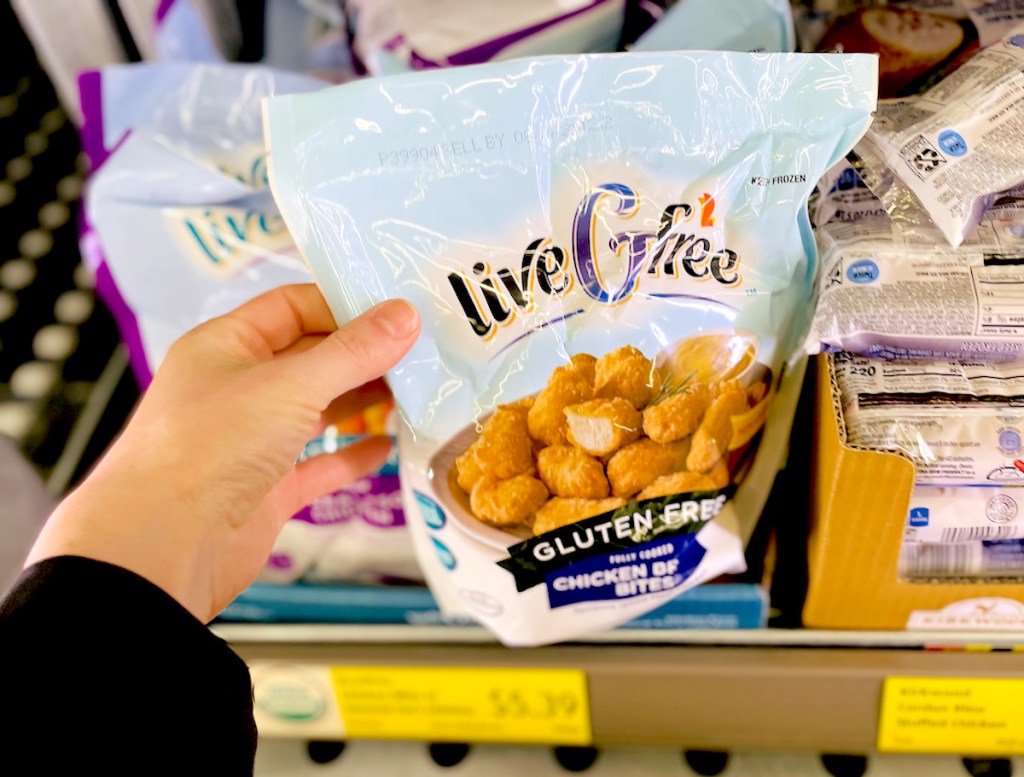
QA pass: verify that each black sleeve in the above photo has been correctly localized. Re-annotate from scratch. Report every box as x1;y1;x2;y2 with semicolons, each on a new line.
0;556;257;775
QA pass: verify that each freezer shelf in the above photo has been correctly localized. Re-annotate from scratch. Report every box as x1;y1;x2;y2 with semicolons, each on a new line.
220;625;1024;753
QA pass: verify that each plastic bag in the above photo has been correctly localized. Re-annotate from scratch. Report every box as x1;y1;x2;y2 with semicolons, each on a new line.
346;0;625;74
84;63;321;377
262;407;423;585
905;486;1024;544
834;352;1024;486
265;51;877;645
812;173;1024;362
854;26;1024;247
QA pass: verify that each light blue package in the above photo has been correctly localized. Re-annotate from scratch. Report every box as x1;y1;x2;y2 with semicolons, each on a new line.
633;0;794;53
85;64;322;374
265;52;877;646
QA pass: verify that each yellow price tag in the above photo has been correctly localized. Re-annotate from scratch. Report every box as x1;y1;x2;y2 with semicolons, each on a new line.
879;677;1024;754
330;666;591;745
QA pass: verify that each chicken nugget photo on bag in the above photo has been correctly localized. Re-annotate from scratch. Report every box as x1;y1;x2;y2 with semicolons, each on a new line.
533;497;628;536
642;384;712;443
606;438;691;498
564;397;642;457
470;474;550;528
595;345;661;410
473;406;534;479
687;389;749;473
537;445;610;499
527;362;594;446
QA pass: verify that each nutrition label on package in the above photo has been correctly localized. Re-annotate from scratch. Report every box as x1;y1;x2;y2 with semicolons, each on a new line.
975;263;1024;335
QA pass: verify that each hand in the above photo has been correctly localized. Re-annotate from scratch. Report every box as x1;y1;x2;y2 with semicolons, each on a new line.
27;284;420;622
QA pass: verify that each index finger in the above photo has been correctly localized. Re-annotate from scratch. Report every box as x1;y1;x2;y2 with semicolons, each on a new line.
223;284;338;354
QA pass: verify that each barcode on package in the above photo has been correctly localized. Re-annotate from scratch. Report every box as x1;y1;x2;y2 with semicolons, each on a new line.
900;540;1024;580
900;134;947;180
939;526;1019;542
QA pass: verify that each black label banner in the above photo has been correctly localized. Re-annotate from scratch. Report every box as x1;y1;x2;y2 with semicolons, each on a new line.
497;488;734;592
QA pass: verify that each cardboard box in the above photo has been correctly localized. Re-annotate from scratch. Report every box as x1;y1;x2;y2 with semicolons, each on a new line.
804;356;1024;630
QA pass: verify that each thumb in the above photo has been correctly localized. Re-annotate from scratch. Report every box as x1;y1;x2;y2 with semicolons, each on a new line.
276;435;394;519
287;299;420;409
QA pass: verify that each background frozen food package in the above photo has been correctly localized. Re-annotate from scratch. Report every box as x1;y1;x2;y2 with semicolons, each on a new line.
855;26;1024;247
265;51;877;645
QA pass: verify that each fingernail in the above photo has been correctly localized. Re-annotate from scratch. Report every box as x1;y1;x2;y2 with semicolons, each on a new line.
373;299;419;339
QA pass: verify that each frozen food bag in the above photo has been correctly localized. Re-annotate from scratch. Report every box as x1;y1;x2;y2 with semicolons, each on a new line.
812;182;1024;361
84;63;322;377
630;0;794;54
904;486;1024;544
262;403;424;585
152;0;238;62
854;26;1024;247
265;52;877;645
346;0;625;75
834;353;1024;487
962;0;1024;47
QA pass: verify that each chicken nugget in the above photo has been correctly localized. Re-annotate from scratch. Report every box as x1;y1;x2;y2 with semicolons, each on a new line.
686;390;748;473
474;407;534;479
533;496;627;535
455;442;486;493
528;369;592;446
606;438;691;498
537;445;609;499
706;457;730;489
569;353;597;385
711;379;746;400
642;384;712;443
500;395;535;413
564;397;642;457
470;475;549;527
637;470;720;500
595;345;661;409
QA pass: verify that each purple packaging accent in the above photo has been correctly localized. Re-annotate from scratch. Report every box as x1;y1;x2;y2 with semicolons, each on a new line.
94;255;154;387
267;553;293;571
77;71;109;170
293;475;405;529
155;0;177;26
405;0;612;69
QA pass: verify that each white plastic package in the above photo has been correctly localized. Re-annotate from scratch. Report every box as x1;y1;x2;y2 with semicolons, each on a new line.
834;353;1024;487
905;486;1024;544
347;0;625;75
262;422;423;585
855;26;1024;247
962;0;1024;47
899;539;1024;579
84;63;321;375
813;179;1024;362
265;52;876;645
